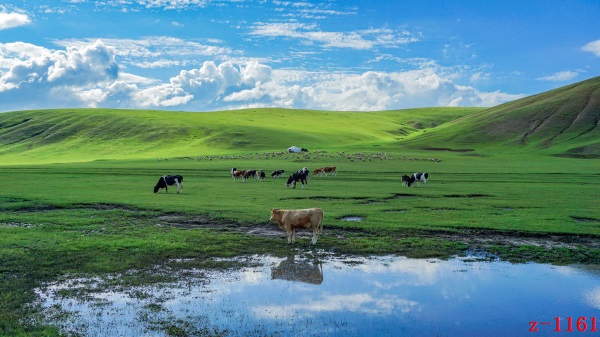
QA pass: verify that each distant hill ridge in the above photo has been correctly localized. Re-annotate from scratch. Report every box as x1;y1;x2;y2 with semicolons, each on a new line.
404;76;600;158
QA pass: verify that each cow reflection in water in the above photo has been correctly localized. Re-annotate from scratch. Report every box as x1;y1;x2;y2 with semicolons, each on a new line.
271;254;323;285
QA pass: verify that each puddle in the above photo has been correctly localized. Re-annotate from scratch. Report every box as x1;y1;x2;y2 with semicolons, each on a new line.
340;216;365;222
34;255;600;337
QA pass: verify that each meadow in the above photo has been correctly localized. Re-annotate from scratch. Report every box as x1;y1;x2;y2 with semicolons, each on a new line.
0;91;599;335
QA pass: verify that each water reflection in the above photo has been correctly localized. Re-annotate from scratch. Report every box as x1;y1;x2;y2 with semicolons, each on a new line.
35;255;600;337
271;253;323;284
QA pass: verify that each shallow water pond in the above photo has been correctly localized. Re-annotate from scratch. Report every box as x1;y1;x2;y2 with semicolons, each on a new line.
35;254;600;336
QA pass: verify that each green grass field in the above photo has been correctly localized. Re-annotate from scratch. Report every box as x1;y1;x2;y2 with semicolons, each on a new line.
0;77;599;335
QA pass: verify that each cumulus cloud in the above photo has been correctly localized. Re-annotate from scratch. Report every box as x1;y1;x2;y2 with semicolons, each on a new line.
52;36;233;69
0;39;520;112
1;40;118;89
582;39;600;57
223;67;520;111
0;40;119;109
537;71;579;82
0;10;31;30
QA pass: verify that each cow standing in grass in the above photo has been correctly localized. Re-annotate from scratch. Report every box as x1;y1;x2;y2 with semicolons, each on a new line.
404;172;428;187
286;167;309;189
231;168;247;182
154;175;183;193
271;170;285;178
401;175;411;187
270;208;324;245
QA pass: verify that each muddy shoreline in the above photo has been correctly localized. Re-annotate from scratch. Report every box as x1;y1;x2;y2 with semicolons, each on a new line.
160;213;600;252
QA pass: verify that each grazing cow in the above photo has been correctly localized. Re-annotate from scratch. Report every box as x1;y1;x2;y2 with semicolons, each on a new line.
286;168;309;189
244;169;257;181
231;168;247;182
312;167;324;177
323;166;337;176
405;172;428;187
401;175;411;187
270;208;324;244
257;170;266;181
301;147;308;152
271;170;285;178
153;175;183;193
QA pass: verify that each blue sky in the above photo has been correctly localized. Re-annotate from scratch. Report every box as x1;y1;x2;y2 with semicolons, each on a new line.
0;0;599;112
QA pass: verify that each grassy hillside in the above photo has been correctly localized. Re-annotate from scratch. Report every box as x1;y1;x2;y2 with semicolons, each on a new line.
0;107;480;164
404;76;600;157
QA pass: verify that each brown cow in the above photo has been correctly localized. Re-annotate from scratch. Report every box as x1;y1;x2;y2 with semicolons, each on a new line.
230;168;247;182
312;167;325;176
270;208;324;245
323;166;337;176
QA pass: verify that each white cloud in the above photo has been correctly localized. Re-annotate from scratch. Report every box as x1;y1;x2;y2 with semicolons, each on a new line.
0;39;118;89
0;11;31;30
0;40;119;109
224;67;518;111
582;39;600;57
52;36;233;69
537;71;579;82
0;40;520;112
249;23;419;50
135;0;209;10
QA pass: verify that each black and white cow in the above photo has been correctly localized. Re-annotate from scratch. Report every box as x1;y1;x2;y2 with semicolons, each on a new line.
405;172;428;187
271;170;285;178
154;175;183;193
401;174;411;187
286;167;309;189
244;170;257;181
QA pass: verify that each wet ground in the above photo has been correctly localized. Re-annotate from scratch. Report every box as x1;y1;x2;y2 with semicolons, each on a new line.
159;212;600;251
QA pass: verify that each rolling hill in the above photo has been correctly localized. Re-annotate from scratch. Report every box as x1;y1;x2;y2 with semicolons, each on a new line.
0;76;599;164
0;107;480;164
403;76;600;157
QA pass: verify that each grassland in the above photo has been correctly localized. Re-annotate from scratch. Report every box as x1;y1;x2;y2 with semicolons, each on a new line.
0;78;599;336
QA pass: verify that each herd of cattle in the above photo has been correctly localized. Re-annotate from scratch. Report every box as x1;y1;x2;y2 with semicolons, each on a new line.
152;165;429;245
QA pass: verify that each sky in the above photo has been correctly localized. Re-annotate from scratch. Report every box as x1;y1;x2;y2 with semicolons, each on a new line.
0;0;599;113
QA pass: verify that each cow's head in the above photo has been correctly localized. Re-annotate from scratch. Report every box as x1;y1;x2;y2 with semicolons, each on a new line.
154;185;160;193
270;209;279;221
286;175;295;188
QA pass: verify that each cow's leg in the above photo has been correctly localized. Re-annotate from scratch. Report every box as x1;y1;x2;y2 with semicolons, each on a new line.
286;228;293;244
311;227;318;245
175;178;181;193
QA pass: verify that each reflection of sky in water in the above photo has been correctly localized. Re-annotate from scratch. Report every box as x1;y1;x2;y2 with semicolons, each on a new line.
35;255;600;336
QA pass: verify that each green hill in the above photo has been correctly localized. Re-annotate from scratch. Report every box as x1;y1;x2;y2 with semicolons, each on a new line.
1;76;599;164
0;107;480;164
404;76;600;157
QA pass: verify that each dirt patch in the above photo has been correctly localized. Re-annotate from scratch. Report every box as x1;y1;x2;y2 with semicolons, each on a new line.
571;216;600;223
388;193;420;199
422;147;475;152
430;229;600;250
444;194;491;198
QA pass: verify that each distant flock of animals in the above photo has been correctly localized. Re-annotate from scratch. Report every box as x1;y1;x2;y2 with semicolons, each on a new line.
153;156;430;245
